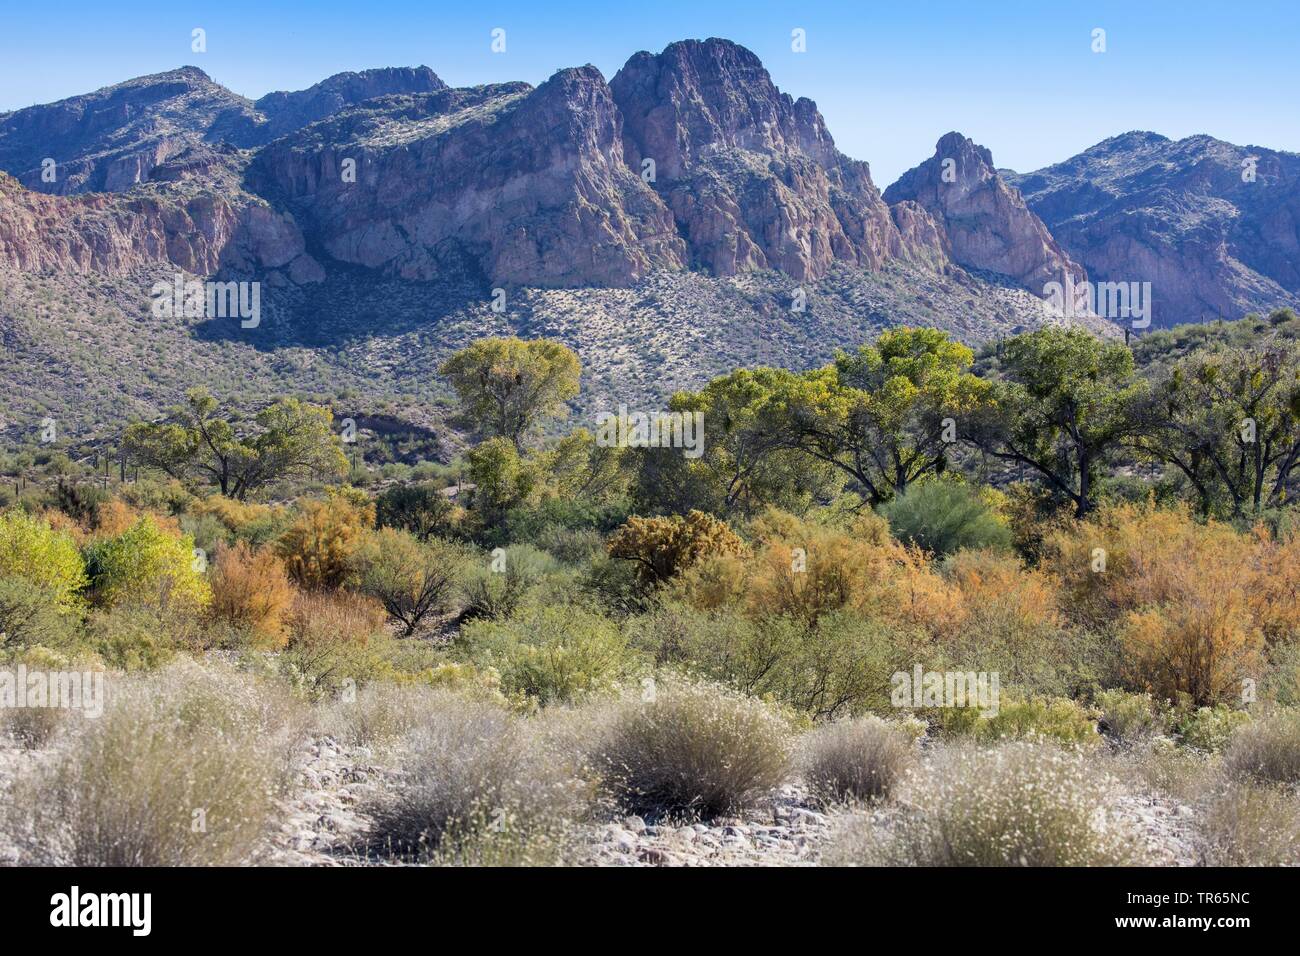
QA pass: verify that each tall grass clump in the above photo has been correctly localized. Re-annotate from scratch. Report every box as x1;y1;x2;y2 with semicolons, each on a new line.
827;741;1146;866
591;679;792;818
802;716;917;805
361;693;591;865
1221;709;1300;785
4;661;303;865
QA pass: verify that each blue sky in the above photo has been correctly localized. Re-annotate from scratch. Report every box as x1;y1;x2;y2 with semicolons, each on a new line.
3;0;1297;185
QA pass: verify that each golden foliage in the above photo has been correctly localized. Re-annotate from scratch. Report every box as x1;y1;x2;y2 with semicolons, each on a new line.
207;542;296;649
607;510;746;585
277;493;374;590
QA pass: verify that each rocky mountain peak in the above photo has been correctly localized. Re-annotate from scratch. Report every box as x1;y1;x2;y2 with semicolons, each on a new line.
884;132;1086;293
254;66;447;138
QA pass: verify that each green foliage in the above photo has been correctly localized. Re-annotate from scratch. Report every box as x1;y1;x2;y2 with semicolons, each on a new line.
933;696;1099;745
0;577;80;653
881;480;1012;556
123;387;348;499
0;510;87;609
374;482;454;541
82;516;209;611
969;326;1146;517
459;543;556;621
439;337;581;448
353;529;464;635
1175;705;1252;752
458;605;641;706
1096;689;1170;746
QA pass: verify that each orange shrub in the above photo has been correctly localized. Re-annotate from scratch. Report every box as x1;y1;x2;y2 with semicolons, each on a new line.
93;500;181;538
277;494;373;590
676;509;962;634
1045;505;1273;704
207;542;296;648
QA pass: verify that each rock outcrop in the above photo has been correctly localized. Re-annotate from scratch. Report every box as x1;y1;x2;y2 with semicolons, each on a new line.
1005;131;1300;326
0;170;317;280
0;67;265;194
253;67;448;139
884;132;1086;293
609;39;939;280
249;70;687;286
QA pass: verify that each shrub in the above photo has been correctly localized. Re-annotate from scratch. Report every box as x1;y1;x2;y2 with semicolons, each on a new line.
591;680;793;818
1197;781;1300;866
1046;506;1278;704
374;482;454;541
0;510;87;609
4;662;302;865
280;591;388;698
459;544;555;621
933;696;1099;746
1176;705;1252;753
881;481;1012;556
607;510;745;586
1096;689;1170;746
828;742;1145;866
459;605;640;707
207;542;296;648
679;510;961;635
802;716;916;804
83;601;202;670
191;496;288;547
353;529;462;636
0;576;80;653
939;550;1087;695
82;514;209;612
361;693;589;864
630;602;925;720
277;494;372;590
1221;709;1300;785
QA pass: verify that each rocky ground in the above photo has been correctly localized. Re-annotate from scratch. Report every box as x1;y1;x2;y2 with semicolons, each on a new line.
263;735;1201;868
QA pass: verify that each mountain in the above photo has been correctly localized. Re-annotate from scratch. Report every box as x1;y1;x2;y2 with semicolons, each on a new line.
1005;131;1300;327
884;132;1086;294
0;39;1115;447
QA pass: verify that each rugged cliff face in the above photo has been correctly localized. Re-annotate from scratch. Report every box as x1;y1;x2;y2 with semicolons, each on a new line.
1006;132;1300;326
248;70;686;286
253;67;449;140
0;167;317;281
609;39;940;280
0;67;265;195
884;132;1086;294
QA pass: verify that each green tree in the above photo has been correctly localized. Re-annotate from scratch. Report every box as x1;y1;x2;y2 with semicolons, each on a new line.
777;328;990;506
1138;341;1300;517
0;511;88;609
353;528;462;636
122;388;347;498
439;337;581;449
83;516;210;610
968;327;1145;518
631;368;841;518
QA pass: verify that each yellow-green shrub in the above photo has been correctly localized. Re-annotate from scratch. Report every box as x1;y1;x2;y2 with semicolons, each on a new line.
0;510;87;609
82;515;209;611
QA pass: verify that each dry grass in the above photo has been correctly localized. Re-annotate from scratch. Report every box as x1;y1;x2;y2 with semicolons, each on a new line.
827;741;1148;866
2;660;305;865
590;679;793;819
360;692;593;865
1221;709;1300;786
801;716;916;805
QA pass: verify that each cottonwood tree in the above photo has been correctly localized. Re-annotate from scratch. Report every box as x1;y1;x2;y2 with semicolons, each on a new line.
439;337;581;450
966;326;1146;518
1138;341;1300;516
775;328;990;506
122;387;347;498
